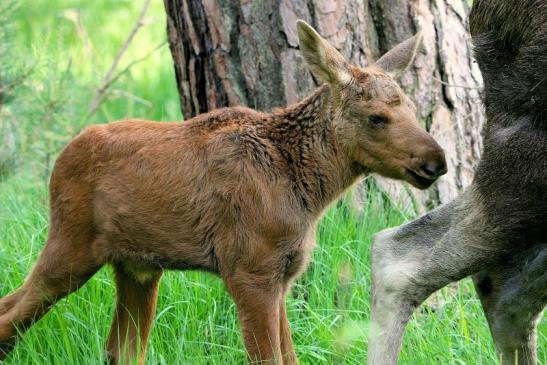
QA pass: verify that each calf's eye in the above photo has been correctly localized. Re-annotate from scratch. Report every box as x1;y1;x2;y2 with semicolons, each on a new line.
367;115;387;126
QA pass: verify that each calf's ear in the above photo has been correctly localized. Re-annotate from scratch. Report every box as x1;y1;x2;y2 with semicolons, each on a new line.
297;20;352;86
374;32;423;78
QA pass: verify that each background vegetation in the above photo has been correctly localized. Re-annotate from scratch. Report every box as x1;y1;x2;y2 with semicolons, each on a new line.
0;0;544;364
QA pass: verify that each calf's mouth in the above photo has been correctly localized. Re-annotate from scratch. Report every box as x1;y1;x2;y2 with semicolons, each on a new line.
404;168;438;189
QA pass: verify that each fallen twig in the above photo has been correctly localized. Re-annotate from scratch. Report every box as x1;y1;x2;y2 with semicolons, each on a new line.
432;76;482;90
108;88;153;108
98;41;166;96
87;0;152;118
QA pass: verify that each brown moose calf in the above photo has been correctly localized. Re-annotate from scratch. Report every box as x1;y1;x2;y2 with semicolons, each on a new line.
0;21;445;364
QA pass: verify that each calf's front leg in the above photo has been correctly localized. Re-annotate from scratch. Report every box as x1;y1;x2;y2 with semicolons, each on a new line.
279;297;299;364
226;270;283;364
368;189;505;365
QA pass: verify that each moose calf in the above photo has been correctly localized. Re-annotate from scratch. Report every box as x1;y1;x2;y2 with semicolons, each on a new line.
368;1;547;364
0;21;445;364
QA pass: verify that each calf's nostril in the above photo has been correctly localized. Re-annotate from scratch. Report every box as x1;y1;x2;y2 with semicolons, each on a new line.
420;161;446;178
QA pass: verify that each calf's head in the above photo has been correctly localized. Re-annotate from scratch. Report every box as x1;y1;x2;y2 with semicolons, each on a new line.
297;21;447;189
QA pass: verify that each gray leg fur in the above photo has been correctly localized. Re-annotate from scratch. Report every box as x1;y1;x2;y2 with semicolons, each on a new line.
368;189;512;365
473;245;546;365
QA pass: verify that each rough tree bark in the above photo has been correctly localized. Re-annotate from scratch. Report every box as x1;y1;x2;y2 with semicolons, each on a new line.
163;0;484;212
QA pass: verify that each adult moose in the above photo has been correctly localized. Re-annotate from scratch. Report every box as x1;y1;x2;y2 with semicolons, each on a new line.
0;21;445;365
368;0;547;364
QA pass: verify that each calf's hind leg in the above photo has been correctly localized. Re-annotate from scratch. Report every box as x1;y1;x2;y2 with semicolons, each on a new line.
106;263;162;365
0;233;101;359
0;291;25;317
368;190;505;365
473;244;546;365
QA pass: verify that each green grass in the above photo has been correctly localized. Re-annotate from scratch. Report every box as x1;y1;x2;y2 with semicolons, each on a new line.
1;175;545;364
0;0;545;364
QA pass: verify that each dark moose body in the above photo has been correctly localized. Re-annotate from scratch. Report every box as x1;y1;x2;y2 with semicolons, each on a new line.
368;1;547;364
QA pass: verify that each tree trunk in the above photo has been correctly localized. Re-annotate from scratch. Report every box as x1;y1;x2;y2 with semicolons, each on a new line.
164;0;484;212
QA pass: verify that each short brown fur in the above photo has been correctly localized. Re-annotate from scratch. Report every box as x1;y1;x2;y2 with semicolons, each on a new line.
0;21;445;364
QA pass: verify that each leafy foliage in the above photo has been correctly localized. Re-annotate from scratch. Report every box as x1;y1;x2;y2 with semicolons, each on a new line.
0;0;20;179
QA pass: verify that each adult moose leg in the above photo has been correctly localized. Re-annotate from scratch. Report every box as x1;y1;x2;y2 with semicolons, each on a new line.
368;189;505;365
0;232;100;359
106;263;162;365
226;270;283;364
473;245;546;365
